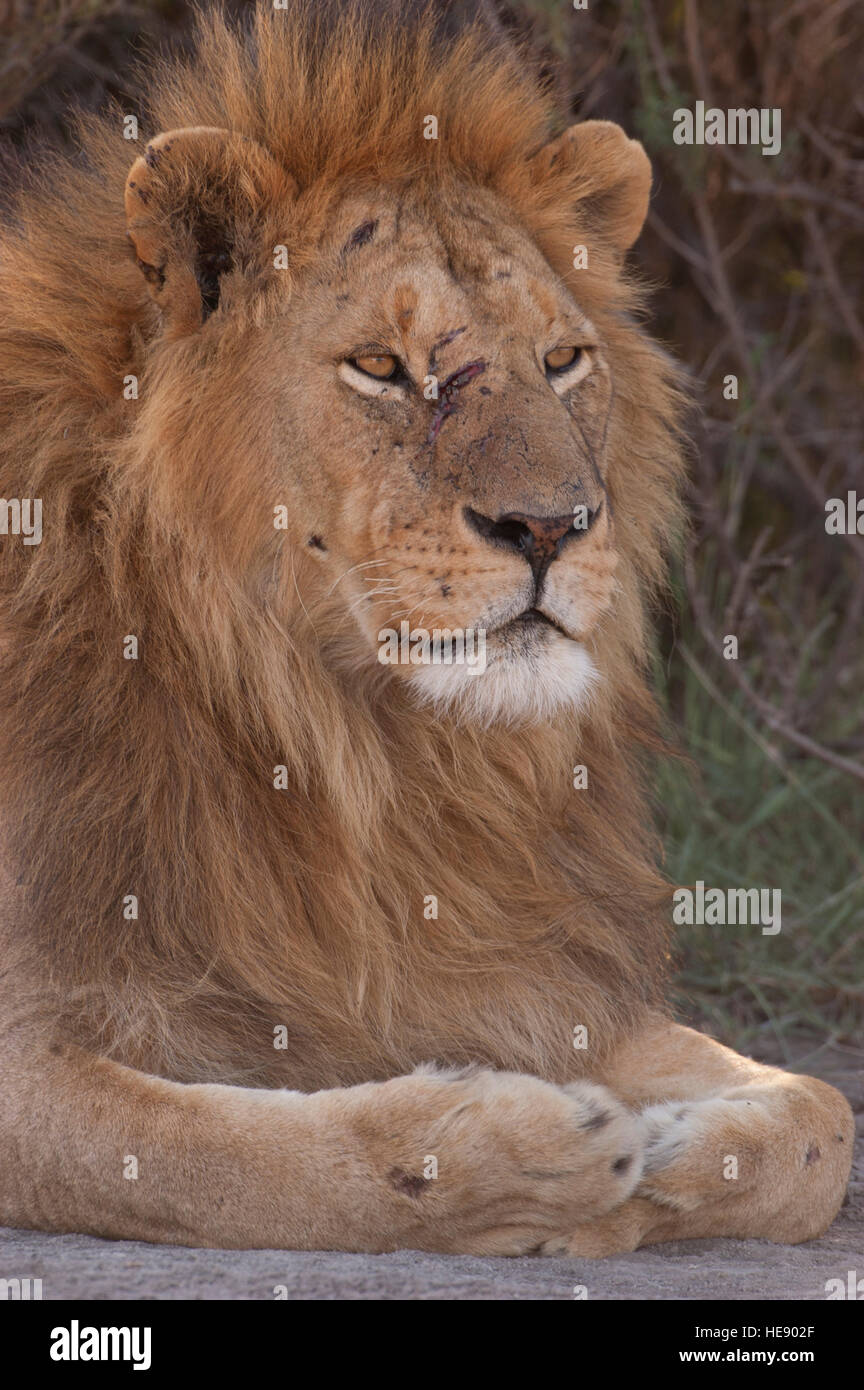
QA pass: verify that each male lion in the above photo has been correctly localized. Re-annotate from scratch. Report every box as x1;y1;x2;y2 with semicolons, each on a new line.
0;0;853;1258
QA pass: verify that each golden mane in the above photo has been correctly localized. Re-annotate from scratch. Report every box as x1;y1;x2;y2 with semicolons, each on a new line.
0;1;686;1088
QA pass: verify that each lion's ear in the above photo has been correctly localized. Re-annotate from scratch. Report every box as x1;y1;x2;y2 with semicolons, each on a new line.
531;120;651;255
124;127;295;335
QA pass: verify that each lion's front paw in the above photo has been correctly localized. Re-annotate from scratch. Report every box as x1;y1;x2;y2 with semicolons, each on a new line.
366;1067;644;1255
641;1099;702;1177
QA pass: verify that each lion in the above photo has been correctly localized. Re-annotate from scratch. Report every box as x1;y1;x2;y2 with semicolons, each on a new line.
0;0;852;1258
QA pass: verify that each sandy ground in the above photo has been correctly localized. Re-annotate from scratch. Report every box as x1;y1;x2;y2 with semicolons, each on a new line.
1;1044;861;1301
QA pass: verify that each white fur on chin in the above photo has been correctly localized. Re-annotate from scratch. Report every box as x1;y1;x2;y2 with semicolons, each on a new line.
406;631;600;726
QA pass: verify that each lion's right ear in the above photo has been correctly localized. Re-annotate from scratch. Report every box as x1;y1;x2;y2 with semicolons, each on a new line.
125;127;295;336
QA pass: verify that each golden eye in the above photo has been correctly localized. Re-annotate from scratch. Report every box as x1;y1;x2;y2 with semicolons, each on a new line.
545;345;581;372
353;353;399;379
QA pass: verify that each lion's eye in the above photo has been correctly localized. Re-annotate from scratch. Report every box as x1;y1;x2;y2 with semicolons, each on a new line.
545;346;581;373
352;353;399;380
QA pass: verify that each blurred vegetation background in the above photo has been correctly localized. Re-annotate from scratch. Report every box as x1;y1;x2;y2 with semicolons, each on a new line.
1;0;862;1055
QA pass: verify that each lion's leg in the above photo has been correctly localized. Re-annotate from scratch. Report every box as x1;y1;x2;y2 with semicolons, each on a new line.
548;1018;855;1257
0;1026;649;1254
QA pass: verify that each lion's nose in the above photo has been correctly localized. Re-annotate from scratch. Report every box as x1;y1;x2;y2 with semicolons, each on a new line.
464;505;600;583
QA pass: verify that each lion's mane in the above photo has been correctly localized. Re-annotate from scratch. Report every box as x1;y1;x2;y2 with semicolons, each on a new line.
0;1;686;1088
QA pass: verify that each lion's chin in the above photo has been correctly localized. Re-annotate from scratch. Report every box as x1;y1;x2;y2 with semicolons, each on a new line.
405;629;600;727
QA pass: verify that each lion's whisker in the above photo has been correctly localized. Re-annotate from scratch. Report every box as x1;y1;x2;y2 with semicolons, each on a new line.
325;558;390;599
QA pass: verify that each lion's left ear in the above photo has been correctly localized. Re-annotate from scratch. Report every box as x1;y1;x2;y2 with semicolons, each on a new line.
530;120;652;255
125;126;296;336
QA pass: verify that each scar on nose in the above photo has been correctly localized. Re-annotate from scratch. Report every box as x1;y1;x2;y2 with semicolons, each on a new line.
429;325;467;373
341;219;377;255
427;360;487;445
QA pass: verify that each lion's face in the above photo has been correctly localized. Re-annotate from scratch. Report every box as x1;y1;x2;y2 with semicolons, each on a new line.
271;184;616;723
125;121;652;725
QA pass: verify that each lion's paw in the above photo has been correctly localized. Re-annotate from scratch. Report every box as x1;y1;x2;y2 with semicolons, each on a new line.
368;1067;644;1256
